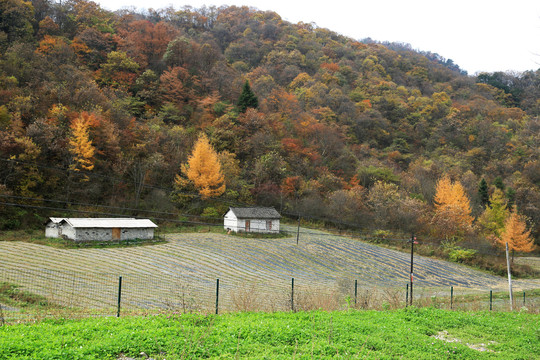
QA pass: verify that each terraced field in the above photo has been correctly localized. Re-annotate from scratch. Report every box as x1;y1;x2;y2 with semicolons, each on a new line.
1;227;539;313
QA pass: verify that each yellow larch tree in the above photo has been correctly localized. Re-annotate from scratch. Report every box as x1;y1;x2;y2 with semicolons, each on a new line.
433;175;453;206
176;133;225;199
69;113;96;179
497;207;535;262
478;188;509;239
431;174;474;238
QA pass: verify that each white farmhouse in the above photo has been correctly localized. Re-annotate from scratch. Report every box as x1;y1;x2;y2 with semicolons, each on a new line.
45;218;158;241
224;207;281;234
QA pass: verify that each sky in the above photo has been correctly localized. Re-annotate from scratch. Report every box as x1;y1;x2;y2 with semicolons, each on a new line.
94;0;540;75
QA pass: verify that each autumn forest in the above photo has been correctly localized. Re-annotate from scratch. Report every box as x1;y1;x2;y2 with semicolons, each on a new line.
1;1;539;258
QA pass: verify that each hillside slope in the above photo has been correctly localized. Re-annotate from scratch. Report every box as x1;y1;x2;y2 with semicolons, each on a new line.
0;2;539;243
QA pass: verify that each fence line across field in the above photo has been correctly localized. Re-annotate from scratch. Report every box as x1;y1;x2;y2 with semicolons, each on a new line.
1;268;537;323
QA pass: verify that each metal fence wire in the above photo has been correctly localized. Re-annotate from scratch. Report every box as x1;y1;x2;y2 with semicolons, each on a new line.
1;268;538;324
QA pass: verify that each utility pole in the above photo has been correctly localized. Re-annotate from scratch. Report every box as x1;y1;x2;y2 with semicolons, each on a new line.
296;214;300;245
505;242;513;311
409;234;418;306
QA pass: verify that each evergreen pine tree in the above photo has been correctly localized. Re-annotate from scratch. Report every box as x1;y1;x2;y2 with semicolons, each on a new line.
237;80;258;113
493;176;505;190
506;187;516;208
478;178;489;206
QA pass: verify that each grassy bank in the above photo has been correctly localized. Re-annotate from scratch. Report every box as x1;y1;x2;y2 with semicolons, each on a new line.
1;308;538;359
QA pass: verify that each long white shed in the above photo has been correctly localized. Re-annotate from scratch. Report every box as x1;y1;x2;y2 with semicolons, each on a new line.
45;218;157;241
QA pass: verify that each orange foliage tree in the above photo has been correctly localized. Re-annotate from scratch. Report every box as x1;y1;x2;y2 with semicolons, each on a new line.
176;133;225;199
159;66;201;117
281;176;304;199
431;174;474;238
36;35;63;54
497;207;535;262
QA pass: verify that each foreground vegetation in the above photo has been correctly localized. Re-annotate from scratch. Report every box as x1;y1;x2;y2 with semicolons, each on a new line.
1;308;538;359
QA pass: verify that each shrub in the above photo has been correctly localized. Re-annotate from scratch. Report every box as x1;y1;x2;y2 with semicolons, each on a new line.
201;207;220;219
448;247;477;263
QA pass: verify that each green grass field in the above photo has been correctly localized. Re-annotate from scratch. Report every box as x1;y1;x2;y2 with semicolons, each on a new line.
1;308;538;359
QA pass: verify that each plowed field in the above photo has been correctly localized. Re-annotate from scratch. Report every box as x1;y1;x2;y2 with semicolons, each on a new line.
1;227;539;312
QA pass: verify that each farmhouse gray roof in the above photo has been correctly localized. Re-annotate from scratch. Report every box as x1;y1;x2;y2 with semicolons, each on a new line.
59;218;158;228
227;207;281;219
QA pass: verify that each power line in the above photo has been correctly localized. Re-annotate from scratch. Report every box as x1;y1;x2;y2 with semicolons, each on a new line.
0;201;220;227
0;200;410;242
0;194;224;221
1;158;366;228
0;200;372;238
0;157;186;195
0;158;507;256
0;193;448;244
0;158;375;227
0;157;259;209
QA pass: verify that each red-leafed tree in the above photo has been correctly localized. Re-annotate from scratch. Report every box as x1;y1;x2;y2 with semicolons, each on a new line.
117;20;177;68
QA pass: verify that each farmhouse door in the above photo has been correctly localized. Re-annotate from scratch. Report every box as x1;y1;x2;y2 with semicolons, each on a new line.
112;228;121;240
245;220;250;232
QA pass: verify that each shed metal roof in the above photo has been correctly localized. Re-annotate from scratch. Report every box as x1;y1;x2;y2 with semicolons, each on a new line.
59;218;158;228
46;217;65;224
226;207;281;219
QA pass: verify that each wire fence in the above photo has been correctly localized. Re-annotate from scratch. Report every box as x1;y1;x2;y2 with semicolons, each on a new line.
1;268;538;324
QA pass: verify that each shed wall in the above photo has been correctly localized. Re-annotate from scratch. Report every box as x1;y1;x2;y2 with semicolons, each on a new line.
45;224;60;238
59;223;76;240
75;228;112;241
60;226;155;241
224;218;279;233
247;219;280;233
120;228;154;240
224;211;239;232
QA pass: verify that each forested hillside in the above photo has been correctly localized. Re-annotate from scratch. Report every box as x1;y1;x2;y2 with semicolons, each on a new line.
1;0;539;246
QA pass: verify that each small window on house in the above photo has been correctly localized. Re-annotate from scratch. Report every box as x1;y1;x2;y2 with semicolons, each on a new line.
266;221;272;230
